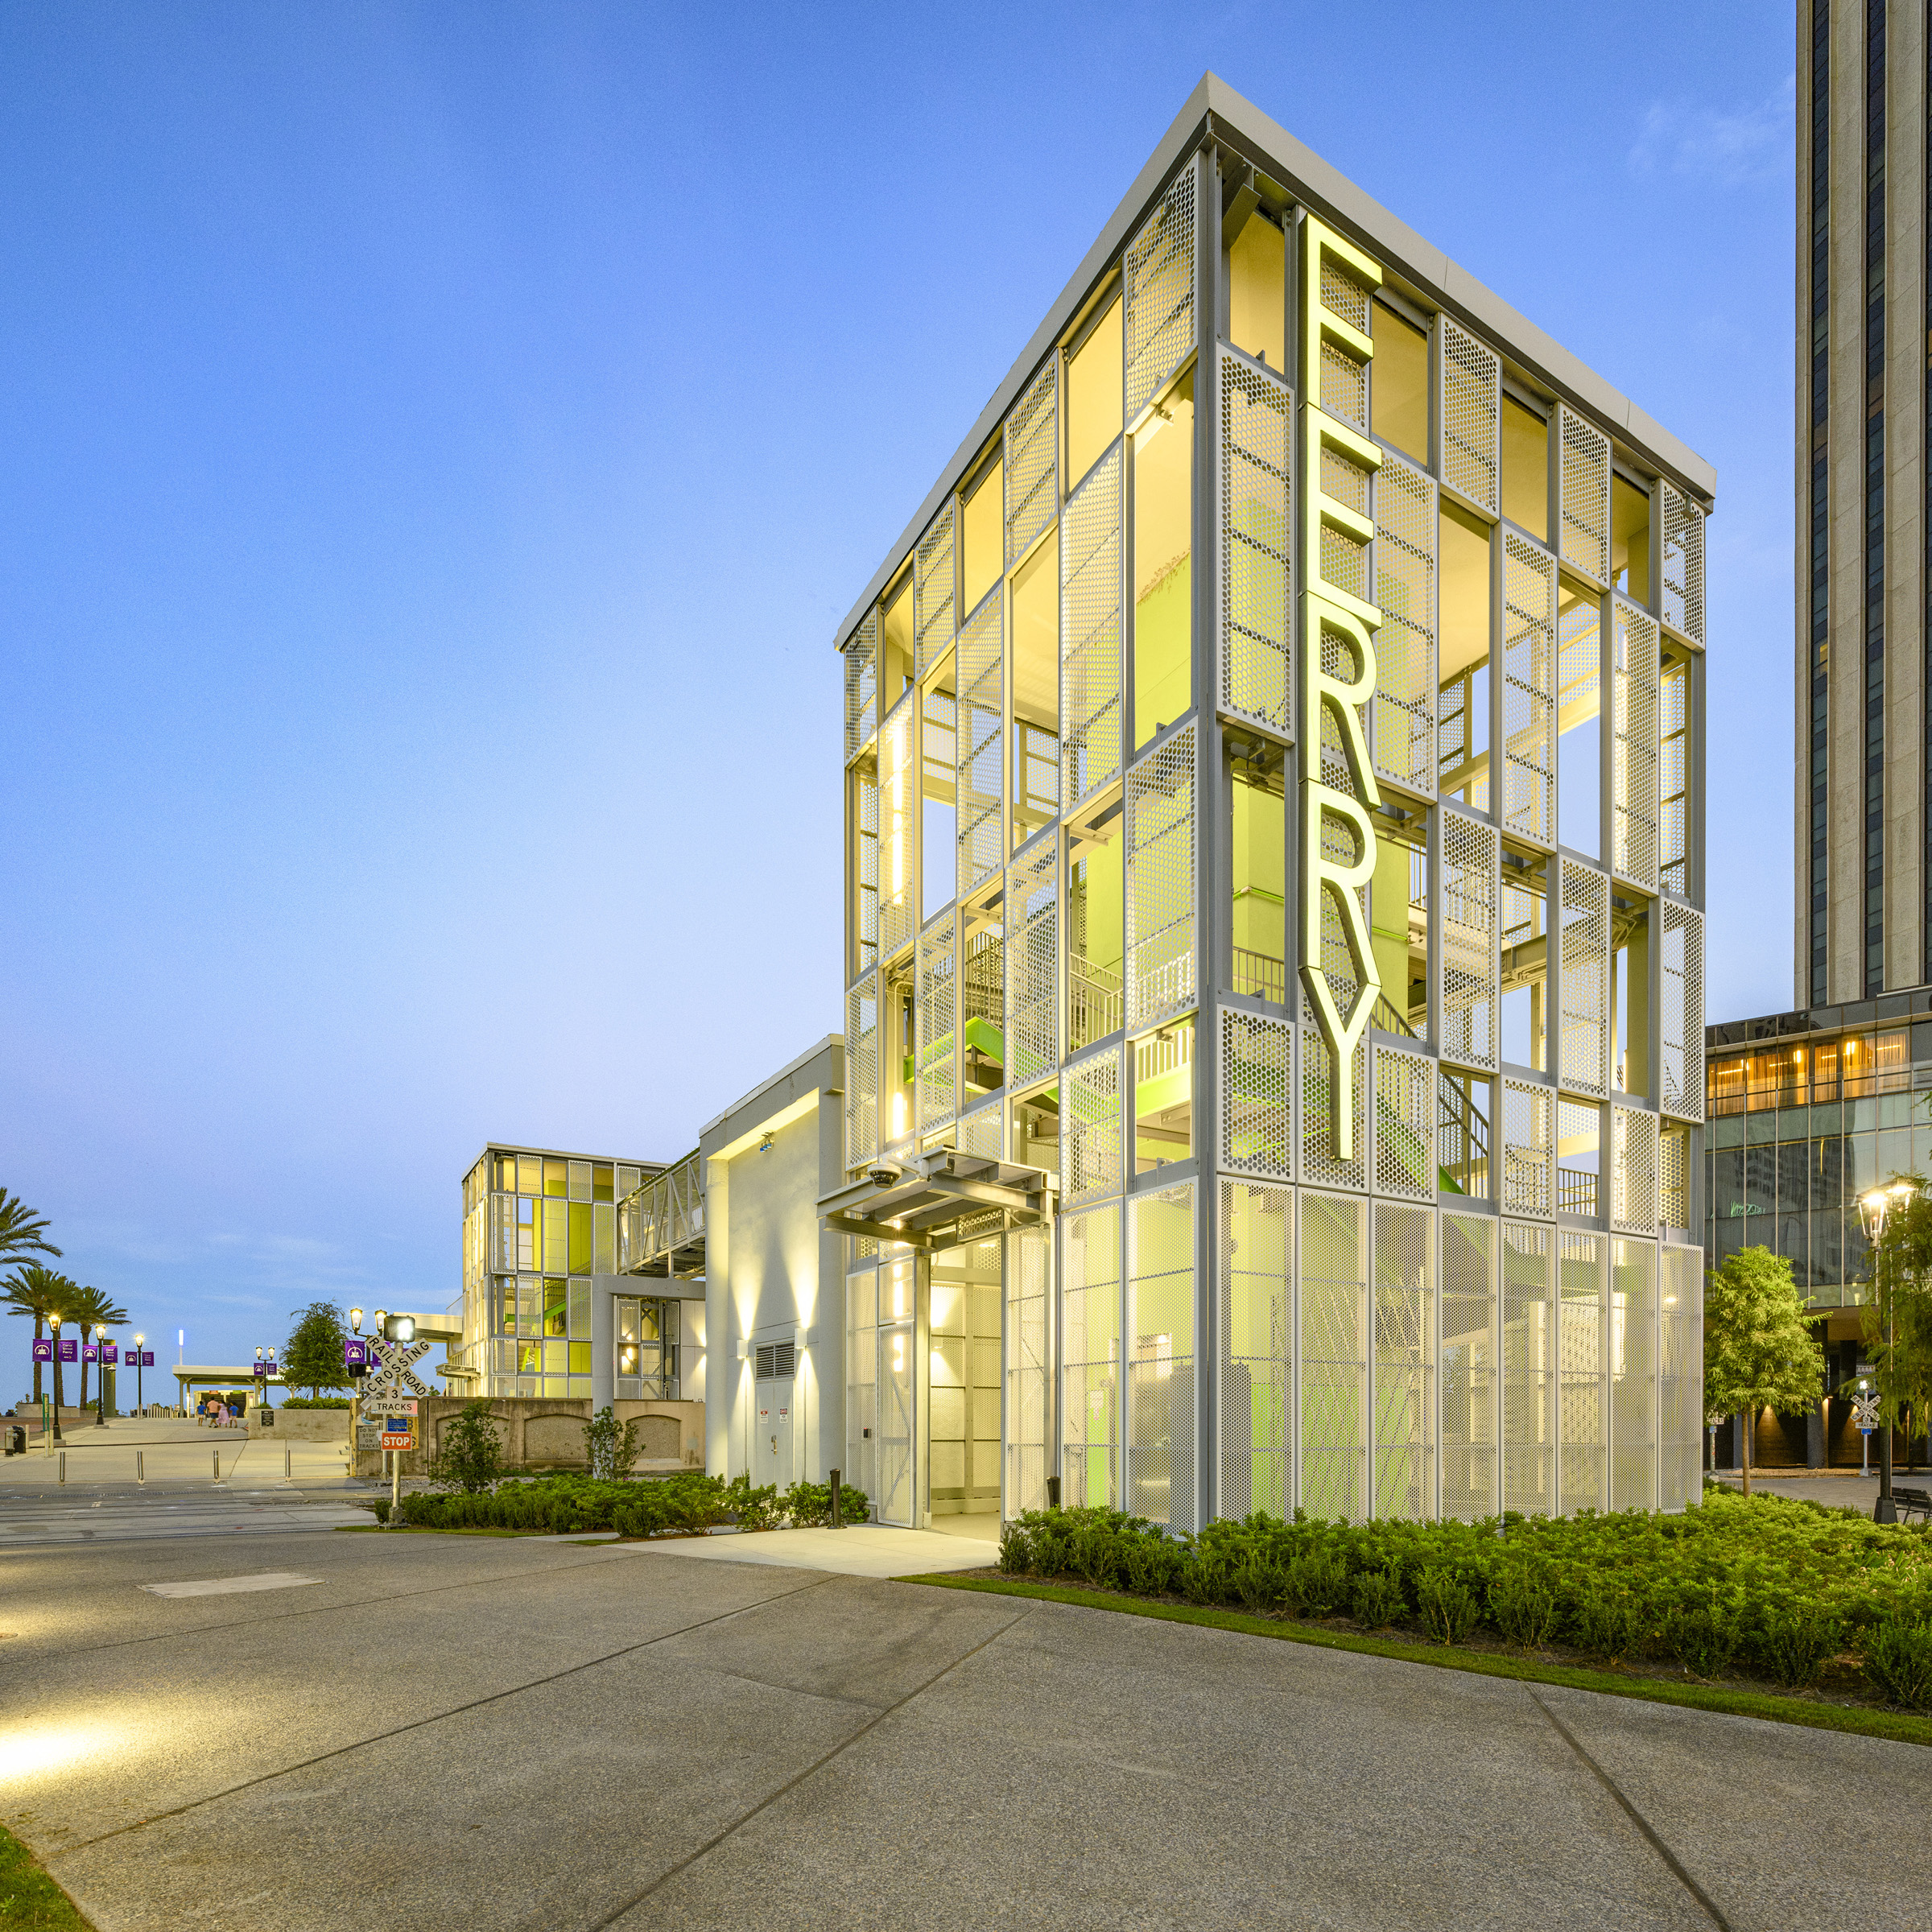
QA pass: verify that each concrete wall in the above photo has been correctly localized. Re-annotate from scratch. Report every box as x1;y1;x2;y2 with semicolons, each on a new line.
250;1409;350;1442
700;1037;844;1487
352;1395;704;1481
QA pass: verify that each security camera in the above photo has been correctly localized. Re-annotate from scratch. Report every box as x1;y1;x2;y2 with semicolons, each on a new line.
869;1161;904;1188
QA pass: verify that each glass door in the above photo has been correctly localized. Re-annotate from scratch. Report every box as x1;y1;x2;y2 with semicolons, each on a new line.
876;1320;914;1525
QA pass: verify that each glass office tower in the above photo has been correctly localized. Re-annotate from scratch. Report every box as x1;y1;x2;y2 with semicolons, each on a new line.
836;77;1712;1530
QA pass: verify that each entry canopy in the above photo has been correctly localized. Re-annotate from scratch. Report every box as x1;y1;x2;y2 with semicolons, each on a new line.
819;1147;1054;1254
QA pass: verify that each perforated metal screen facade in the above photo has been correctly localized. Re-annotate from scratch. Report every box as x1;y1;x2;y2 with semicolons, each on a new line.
832;125;1703;1532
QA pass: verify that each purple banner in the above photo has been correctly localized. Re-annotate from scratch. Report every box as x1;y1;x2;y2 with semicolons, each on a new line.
82;1343;99;1363
32;1338;52;1364
102;1344;118;1365
252;1361;267;1377
142;1350;155;1367
345;1339;368;1368
58;1338;76;1363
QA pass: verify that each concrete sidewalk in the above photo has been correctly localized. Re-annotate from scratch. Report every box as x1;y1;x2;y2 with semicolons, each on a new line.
6;1527;1926;1931
614;1523;999;1578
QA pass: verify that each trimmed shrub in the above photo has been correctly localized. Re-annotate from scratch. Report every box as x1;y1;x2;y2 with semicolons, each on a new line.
1864;1618;1932;1711
1416;1570;1480;1645
1232;1551;1287;1615
1574;1591;1645;1665
1664;1598;1742;1680
1489;1566;1558;1651
1349;1565;1406;1630
1756;1606;1841;1689
1284;1546;1348;1619
997;1520;1030;1575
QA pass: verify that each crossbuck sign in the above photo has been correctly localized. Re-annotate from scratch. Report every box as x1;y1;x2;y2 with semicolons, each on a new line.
361;1335;433;1399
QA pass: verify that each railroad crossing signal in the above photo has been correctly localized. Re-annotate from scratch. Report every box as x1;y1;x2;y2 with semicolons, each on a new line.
361;1335;433;1399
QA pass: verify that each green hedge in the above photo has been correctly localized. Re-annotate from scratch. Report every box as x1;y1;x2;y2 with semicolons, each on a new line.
280;1396;353;1409
997;1489;1932;1708
369;1472;872;1538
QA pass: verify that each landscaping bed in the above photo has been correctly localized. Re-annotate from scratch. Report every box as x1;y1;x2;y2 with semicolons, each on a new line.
361;1471;870;1538
962;1487;1932;1726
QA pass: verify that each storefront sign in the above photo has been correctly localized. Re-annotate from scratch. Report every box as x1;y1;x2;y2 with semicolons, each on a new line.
1298;214;1385;1162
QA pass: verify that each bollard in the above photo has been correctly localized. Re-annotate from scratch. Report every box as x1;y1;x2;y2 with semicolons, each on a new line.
59;1451;65;1484
213;1449;221;1483
137;1451;145;1484
284;1447;291;1482
829;1468;842;1529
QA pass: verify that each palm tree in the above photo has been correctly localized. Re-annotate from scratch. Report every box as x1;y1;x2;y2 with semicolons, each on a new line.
3;1262;71;1409
0;1191;60;1272
70;1285;129;1419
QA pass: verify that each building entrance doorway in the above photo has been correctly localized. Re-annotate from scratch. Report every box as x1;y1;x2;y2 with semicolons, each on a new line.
753;1339;795;1489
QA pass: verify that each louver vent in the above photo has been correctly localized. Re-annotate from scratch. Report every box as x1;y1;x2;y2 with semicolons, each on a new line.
754;1341;797;1381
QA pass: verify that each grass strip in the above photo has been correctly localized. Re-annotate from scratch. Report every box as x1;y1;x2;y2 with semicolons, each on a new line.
900;1573;1932;1750
334;1524;527;1538
0;1821;94;1931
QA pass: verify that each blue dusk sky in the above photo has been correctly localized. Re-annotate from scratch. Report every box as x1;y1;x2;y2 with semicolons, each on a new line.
2;3;1792;1384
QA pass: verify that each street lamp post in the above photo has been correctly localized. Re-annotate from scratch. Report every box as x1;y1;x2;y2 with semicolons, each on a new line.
94;1325;108;1426
134;1333;145;1413
48;1311;64;1443
1858;1181;1916;1524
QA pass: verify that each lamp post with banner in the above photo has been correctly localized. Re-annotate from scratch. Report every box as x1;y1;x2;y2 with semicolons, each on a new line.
134;1333;145;1412
1858;1181;1918;1524
93;1323;108;1426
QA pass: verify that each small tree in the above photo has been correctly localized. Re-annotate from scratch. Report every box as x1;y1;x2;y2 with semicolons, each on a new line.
1703;1245;1826;1496
283;1301;352;1401
427;1402;506;1492
584;1406;641;1481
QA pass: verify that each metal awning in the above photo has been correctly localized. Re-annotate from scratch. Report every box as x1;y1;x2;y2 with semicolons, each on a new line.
819;1147;1054;1253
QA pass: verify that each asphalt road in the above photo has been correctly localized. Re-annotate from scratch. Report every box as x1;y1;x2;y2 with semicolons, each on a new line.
3;1521;1926;1932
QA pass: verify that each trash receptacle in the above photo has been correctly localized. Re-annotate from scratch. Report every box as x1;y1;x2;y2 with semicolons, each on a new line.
7;1425;25;1456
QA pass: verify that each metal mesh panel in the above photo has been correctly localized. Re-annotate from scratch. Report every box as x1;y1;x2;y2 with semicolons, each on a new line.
1660;1124;1689;1232
1372;452;1436;793
1302;1024;1367;1192
1006;838;1059;1089
1063;1045;1124;1204
1558;407;1610;583
1372;1200;1433;1521
1005;1225;1051;1517
956;1100;1003;1161
1061;443;1124;805
1660;901;1704;1123
1501;1220;1554;1516
844;975;878;1173
1612;1104;1659;1233
1659;658;1688;896
1660;482;1706;643
1610;1238;1657;1512
1060;1199;1120;1509
1440;316;1500;513
1441;1211;1498;1521
853;758;879;975
1125;726;1195;1029
1127;1183;1195;1530
1220;349;1293;733
1440;807;1498;1071
1558;861;1608;1098
1220;1009;1294;1182
1502;1079;1552;1216
1657;1245;1699;1511
1218;1179;1291;1520
843;607;879;761
914;503;956;682
1124;168;1196;423
1372;1043;1434;1200
1318;258;1370;429
956;593;1004;898
1558;1232;1604;1513
1299;1190;1366;1522
1319;442;1373;607
1005;361;1059;569
879;698;915;963
1502;534;1555;844
1611;600;1659;889
916;910;957;1136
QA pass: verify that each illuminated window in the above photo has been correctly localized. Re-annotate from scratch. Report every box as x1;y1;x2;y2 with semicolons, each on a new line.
1066;296;1122;490
1133;368;1194;748
1371;301;1428;463
1501;394;1548;542
1227;213;1285;369
960;458;1003;616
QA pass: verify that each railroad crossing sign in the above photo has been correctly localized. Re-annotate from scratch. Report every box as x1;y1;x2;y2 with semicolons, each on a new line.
361;1336;432;1399
1853;1389;1881;1434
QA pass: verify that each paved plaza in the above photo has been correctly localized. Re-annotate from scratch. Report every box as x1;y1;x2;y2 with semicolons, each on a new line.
1;1496;1926;1932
